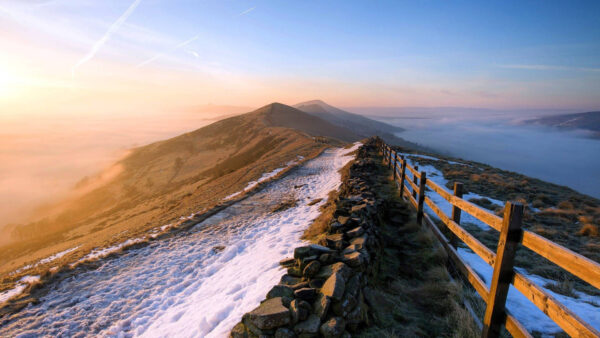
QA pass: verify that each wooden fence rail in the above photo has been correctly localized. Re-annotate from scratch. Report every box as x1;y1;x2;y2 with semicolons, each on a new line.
379;140;600;338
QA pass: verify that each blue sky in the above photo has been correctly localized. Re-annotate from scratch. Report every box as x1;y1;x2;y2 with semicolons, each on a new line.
0;0;599;111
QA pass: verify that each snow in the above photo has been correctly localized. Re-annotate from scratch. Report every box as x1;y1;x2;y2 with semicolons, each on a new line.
225;156;305;201
73;238;146;266
0;143;360;337
458;248;600;334
0;275;40;305
398;152;502;230
402;153;467;165
11;246;80;275
38;246;80;265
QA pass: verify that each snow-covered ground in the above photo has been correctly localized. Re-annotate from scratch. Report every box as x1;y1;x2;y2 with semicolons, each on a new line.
399;152;600;334
0;144;359;338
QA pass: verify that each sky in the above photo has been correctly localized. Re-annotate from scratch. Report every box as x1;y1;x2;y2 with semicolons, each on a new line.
0;0;599;118
0;0;599;226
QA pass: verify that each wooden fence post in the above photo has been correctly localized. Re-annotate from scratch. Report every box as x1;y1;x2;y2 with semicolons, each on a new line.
392;152;398;179
388;149;393;168
450;182;463;248
399;156;406;199
417;171;427;224
412;165;419;200
482;201;524;338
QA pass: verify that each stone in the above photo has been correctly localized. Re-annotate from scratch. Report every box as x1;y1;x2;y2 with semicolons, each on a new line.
294;246;312;259
346;226;364;238
315;262;352;280
350;204;367;216
290;281;310;290
243;297;291;330
312;292;331;321
319;253;333;264
345;274;361;298
331;293;357;317
294;314;321;335
230;322;248;338
266;285;294;299
337;216;350;225
301;255;319;266
280;275;302;286
342;244;360;254
275;327;297;338
294;288;317;301
308;279;325;289
303;261;321;278
330;222;344;233
320;317;346;338
350;235;367;248
309;244;334;255
288;266;303;277
321;272;345;301
279;257;296;267
325;234;344;250
290;299;311;324
343;251;362;268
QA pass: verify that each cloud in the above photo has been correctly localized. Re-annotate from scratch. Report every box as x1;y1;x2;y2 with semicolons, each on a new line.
71;0;143;77
238;7;255;16
135;34;200;68
498;64;600;73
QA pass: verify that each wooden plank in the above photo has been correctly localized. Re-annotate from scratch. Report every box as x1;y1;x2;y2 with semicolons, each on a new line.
425;197;496;266
513;272;600;337
426;178;454;200
483;202;524;338
406;176;420;194
404;185;418;209
450;182;463;248
423;214;490;300
417;171;427;224
426;179;504;231
399;156;406;196
521;230;600;290
505;314;533;338
412;165;419;200
406;163;421;179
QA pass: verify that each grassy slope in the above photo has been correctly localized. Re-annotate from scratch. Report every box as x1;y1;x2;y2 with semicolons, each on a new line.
395;146;600;297
0;103;356;291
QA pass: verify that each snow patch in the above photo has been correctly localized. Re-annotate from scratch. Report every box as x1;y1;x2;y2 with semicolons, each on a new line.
0;275;40;305
0;144;360;337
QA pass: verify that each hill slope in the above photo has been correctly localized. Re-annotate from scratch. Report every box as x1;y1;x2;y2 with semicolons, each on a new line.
294;99;424;149
525;111;600;138
0;102;359;280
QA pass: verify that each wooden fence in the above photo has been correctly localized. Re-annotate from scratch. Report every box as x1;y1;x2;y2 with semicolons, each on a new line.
379;141;600;338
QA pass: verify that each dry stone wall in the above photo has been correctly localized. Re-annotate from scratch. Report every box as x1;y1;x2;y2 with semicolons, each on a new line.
231;141;383;338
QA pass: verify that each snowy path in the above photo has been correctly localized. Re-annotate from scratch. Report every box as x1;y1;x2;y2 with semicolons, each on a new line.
0;144;360;338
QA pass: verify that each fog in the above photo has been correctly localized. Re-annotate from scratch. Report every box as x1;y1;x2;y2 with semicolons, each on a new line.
0;109;242;229
375;114;600;199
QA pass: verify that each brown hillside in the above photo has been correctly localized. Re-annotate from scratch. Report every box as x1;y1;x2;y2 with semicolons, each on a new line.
0;102;356;283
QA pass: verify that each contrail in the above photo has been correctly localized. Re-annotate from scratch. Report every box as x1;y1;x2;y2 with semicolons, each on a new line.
238;7;255;16
71;0;143;77
136;34;200;68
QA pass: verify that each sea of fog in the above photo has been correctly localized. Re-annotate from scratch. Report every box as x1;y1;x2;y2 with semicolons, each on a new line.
378;117;600;199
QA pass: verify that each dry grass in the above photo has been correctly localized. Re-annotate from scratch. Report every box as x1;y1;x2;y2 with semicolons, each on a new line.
398;151;600;296
0;110;334;297
356;146;479;338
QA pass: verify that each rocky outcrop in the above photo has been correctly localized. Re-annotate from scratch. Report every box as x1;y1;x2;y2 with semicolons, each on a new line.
230;141;382;338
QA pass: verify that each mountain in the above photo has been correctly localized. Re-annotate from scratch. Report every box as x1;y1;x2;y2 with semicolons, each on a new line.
524;111;600;138
293;100;423;149
0;102;359;276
